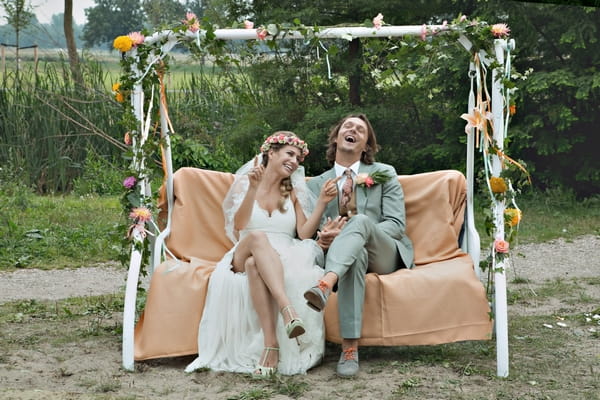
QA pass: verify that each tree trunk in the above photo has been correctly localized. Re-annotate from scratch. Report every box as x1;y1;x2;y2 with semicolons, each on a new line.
64;0;83;85
348;38;361;106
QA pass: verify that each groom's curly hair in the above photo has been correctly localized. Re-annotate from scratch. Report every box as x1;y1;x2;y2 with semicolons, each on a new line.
325;113;380;165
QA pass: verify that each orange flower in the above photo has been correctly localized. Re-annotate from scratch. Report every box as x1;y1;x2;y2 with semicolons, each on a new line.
124;131;132;145
494;238;510;254
183;12;200;33
461;105;492;134
490;177;507;193
129;207;152;223
505;208;522;227
509;104;516;116
115;92;125;103
490;23;510;38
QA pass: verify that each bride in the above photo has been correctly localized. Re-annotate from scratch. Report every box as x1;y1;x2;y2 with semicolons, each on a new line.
185;131;342;376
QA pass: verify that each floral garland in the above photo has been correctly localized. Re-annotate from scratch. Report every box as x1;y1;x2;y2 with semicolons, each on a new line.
260;133;310;160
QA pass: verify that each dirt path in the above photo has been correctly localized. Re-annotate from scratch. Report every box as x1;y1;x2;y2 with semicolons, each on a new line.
1;235;598;305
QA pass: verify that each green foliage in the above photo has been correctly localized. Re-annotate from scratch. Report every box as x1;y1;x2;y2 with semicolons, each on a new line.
170;136;237;172
72;149;125;196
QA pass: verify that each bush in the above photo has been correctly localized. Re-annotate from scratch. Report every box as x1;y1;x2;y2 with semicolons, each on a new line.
72;150;124;196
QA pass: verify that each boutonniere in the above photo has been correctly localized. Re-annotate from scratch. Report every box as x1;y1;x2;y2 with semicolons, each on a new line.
355;170;393;189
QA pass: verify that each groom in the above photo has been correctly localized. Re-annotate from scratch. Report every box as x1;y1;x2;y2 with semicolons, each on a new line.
304;113;415;377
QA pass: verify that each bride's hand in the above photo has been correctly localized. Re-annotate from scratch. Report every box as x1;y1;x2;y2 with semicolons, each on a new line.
248;156;264;188
318;176;341;204
316;216;347;249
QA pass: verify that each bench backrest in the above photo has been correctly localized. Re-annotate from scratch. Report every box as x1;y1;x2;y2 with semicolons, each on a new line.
159;168;468;267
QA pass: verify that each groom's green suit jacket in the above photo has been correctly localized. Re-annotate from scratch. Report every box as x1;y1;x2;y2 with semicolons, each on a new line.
307;162;415;269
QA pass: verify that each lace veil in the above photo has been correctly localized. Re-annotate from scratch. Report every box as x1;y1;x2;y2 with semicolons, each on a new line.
222;153;317;244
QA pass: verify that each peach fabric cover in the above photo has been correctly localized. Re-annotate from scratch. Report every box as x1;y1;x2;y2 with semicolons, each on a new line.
134;168;492;360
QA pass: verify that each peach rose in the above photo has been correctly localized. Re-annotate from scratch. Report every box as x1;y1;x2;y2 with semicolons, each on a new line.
494;238;510;254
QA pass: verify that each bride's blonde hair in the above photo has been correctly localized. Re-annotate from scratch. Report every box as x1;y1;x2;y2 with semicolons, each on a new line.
260;131;305;213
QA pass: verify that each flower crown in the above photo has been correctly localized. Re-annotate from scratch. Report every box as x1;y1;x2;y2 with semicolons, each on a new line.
260;133;309;159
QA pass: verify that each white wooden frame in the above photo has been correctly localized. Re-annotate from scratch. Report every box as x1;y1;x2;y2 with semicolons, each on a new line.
120;25;514;378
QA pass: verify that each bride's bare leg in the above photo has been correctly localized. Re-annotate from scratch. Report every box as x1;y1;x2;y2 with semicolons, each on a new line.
244;256;278;368
232;231;294;318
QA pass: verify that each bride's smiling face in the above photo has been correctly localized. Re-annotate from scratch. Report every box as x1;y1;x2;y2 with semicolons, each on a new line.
268;145;302;176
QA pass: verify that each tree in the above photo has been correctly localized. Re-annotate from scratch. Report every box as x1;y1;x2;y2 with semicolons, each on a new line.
143;0;186;29
82;0;144;48
64;0;83;85
0;0;34;78
475;0;600;196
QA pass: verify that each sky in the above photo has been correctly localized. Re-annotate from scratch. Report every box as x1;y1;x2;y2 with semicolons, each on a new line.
0;0;96;25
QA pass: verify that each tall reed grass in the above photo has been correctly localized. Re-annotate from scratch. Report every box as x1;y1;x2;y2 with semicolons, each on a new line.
0;54;249;194
0;58;124;193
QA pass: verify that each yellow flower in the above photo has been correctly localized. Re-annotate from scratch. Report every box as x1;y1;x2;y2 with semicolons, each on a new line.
113;35;133;52
489;177;507;193
112;82;121;92
505;208;522;227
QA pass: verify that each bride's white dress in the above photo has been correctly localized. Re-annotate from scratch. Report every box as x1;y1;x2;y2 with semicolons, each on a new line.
185;198;325;375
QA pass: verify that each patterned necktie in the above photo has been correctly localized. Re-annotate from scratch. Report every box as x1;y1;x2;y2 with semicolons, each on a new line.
340;169;354;209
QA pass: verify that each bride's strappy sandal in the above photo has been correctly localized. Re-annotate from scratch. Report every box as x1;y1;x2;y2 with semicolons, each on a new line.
252;347;279;379
281;305;305;339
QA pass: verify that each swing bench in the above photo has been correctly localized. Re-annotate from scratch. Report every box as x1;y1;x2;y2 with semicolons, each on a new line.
120;24;515;378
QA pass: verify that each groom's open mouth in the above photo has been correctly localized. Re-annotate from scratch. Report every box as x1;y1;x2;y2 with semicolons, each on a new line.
344;135;356;143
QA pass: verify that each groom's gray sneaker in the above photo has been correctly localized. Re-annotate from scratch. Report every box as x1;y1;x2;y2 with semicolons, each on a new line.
303;285;329;312
336;348;359;378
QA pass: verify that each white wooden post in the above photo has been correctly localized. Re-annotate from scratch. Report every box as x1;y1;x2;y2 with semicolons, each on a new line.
491;39;509;378
122;82;146;371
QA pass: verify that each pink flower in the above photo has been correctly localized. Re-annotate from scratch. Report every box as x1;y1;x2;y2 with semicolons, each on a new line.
460;15;467;22
244;20;254;29
127;31;145;46
372;13;384;30
257;29;268;40
183;12;200;33
491;23;510;38
355;173;375;187
129;207;152;223
420;24;427;41
494;238;510;254
123;176;136;189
